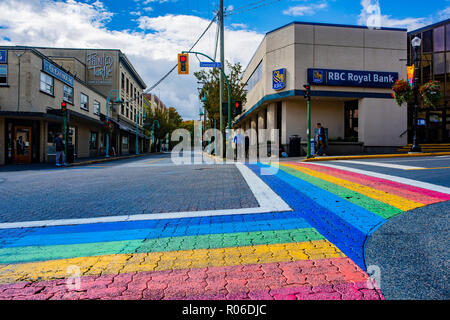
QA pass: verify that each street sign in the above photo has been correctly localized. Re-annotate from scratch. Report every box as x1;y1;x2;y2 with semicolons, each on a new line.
200;62;222;68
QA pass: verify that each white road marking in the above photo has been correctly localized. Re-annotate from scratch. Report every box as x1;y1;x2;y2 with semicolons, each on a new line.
312;162;450;194
335;160;425;170
0;163;291;230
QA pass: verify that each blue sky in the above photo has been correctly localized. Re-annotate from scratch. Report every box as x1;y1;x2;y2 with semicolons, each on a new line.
0;0;448;119
102;0;448;34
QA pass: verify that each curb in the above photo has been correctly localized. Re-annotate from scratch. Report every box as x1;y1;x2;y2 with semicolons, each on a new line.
71;153;155;166
302;152;450;162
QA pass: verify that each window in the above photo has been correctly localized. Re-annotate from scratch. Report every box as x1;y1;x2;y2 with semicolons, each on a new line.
121;104;125;115
63;85;73;103
89;131;98;150
126;78;129;94
0;65;7;85
126;103;129;117
447;24;450;51
434;52;445;75
80;93;89;111
246;61;262;92
93;100;100;115
121;73;125;90
40;72;54;95
423;30;433;53
433;26;445;52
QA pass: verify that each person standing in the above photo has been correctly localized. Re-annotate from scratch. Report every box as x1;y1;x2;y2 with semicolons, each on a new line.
315;123;327;156
54;133;66;167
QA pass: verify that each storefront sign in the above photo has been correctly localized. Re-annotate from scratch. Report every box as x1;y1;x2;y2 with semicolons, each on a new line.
87;51;114;85
43;59;74;87
273;68;286;90
0;50;7;64
308;68;398;88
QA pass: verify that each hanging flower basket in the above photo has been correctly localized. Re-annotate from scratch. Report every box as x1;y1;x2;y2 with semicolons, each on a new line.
392;79;412;106
103;120;114;135
419;80;442;108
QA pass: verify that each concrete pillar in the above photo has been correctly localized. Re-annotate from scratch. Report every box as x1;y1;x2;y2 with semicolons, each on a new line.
266;103;276;143
258;109;266;143
0;117;5;165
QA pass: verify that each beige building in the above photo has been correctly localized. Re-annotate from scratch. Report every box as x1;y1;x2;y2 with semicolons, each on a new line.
0;46;149;165
234;22;408;155
36;47;148;156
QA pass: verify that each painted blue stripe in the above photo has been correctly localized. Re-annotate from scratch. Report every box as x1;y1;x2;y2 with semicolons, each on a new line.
0;216;311;248
249;164;379;269
257;164;386;233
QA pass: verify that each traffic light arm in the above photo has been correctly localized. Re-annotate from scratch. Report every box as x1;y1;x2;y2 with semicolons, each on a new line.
182;51;232;129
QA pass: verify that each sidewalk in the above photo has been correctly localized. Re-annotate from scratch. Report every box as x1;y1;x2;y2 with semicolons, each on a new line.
0;153;154;172
301;151;450;162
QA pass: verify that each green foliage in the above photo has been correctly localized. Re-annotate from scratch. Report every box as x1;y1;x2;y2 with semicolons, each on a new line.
194;61;247;129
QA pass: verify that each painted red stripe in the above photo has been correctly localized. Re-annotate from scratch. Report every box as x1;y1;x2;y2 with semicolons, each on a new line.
0;258;379;300
287;162;450;203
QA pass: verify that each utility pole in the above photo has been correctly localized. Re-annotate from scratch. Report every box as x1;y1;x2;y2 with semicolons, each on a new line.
219;0;225;135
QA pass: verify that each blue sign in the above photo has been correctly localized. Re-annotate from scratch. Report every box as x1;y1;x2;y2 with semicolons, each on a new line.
0;50;7;64
200;62;222;68
42;59;74;87
273;68;286;90
308;68;398;88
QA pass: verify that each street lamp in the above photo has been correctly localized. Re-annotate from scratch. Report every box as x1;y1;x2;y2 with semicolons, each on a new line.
105;89;122;158
410;36;422;153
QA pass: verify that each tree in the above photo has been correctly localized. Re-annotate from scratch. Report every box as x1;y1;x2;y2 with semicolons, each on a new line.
194;61;247;131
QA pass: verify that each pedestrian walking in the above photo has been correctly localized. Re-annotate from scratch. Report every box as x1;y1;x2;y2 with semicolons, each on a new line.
54;133;66;167
315;123;327;156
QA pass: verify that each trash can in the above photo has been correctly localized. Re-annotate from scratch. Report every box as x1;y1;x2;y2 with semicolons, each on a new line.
66;144;75;164
289;135;302;157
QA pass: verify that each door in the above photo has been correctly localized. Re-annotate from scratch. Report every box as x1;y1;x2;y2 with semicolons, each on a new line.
344;100;359;141
14;126;32;164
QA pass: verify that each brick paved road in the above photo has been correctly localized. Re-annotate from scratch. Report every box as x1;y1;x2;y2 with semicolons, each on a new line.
0;155;448;300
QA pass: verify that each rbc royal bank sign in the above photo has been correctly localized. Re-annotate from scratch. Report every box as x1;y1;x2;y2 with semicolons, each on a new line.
308;68;398;88
272;68;286;90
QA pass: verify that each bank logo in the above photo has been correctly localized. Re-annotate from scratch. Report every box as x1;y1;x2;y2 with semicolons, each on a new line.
273;68;286;90
312;70;324;84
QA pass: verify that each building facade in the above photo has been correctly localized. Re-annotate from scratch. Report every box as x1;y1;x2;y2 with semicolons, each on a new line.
35;47;149;156
234;22;407;155
0;46;149;166
407;19;450;144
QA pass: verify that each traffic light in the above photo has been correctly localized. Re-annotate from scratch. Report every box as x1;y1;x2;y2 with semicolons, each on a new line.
61;101;67;112
304;84;311;100
234;101;242;115
178;53;189;75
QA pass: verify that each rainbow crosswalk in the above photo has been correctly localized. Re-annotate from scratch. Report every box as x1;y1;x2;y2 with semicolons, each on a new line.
0;161;448;300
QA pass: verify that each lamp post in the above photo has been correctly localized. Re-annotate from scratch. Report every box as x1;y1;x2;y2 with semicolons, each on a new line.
105;89;122;158
151;120;160;152
411;36;422;153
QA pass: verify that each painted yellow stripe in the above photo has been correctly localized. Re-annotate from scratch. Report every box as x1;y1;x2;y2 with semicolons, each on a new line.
0;240;342;284
280;163;424;211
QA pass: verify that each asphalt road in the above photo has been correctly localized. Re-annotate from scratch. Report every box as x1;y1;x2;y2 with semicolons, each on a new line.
0;153;259;223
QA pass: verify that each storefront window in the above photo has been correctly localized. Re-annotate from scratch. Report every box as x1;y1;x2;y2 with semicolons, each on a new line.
89;131;98;149
81;93;89;111
63;85;73;103
447;53;450;97
433;26;445;52
422;53;433;84
0;65;7;85
434;52;445;75
93;100;100;115
40;72;54;95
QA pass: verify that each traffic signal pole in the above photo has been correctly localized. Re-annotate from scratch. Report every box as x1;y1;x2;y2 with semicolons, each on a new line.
219;0;225;134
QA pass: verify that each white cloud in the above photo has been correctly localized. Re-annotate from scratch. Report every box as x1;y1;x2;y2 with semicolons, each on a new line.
357;0;432;31
0;0;263;120
283;3;328;17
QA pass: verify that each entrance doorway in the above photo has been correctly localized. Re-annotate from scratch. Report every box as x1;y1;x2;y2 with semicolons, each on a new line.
14;126;32;164
344;100;359;141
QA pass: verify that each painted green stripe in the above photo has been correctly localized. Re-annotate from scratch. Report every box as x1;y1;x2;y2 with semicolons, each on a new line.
0;228;323;264
279;166;402;219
